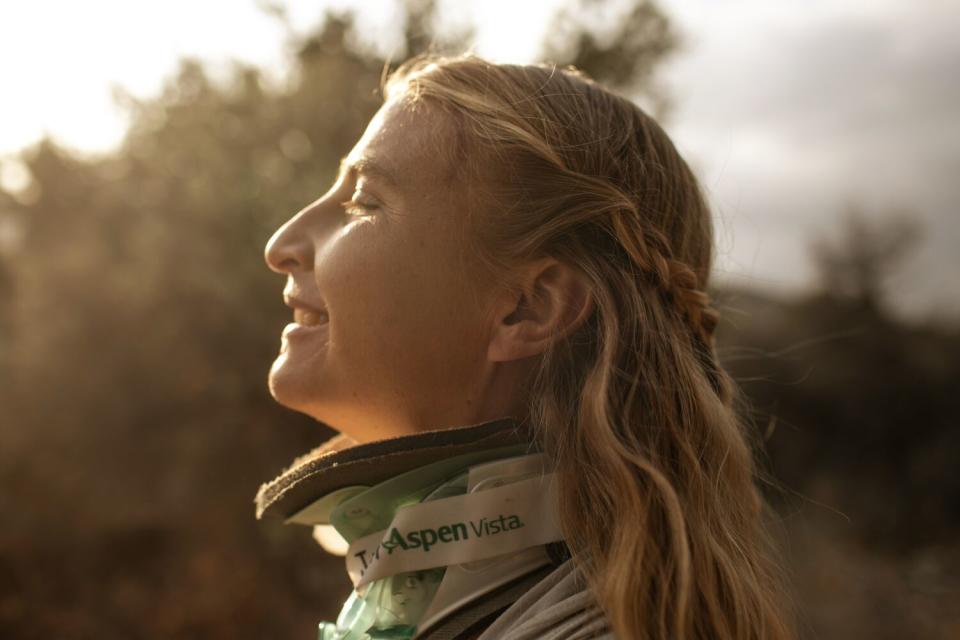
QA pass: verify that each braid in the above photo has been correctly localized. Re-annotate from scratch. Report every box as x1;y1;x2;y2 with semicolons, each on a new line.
607;202;725;398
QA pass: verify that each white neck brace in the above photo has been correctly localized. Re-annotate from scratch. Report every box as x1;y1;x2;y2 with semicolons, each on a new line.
292;450;563;639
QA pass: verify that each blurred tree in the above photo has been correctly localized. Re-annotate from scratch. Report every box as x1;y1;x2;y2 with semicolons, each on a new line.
258;0;678;111
3;4;958;638
809;204;923;317
0;194;14;373
0;2;678;638
541;0;678;115
713;205;958;552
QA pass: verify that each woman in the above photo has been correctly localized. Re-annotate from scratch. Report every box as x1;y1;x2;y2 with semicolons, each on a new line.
258;53;794;640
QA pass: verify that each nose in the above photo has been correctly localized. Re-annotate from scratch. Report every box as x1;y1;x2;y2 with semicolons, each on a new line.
264;207;315;274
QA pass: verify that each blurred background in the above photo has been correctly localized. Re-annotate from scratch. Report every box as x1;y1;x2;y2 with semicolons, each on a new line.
0;0;957;638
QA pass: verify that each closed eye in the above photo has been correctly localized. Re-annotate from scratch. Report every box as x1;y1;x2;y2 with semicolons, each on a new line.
339;197;379;217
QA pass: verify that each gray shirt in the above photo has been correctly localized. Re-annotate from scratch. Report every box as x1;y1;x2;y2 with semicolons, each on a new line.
475;559;614;640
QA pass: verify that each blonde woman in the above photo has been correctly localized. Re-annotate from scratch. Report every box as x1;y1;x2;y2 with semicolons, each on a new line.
258;53;794;640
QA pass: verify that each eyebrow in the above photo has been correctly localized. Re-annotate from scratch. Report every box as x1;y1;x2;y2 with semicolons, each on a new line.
337;155;399;190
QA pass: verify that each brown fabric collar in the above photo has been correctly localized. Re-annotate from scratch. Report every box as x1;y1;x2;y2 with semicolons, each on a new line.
254;416;535;521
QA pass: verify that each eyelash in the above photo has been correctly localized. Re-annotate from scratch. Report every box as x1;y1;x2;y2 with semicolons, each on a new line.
339;197;379;217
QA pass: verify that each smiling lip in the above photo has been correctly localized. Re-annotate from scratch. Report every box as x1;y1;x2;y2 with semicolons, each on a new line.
283;294;327;316
281;294;330;339
282;321;329;339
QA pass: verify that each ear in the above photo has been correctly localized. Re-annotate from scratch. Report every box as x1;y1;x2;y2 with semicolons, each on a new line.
488;257;595;362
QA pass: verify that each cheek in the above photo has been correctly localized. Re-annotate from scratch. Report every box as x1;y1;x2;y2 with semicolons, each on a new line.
325;230;484;375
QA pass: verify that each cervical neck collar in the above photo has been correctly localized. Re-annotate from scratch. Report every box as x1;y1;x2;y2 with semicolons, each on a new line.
254;417;565;640
255;417;534;521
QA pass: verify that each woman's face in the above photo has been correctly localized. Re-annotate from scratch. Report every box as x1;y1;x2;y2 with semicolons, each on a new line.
264;98;528;442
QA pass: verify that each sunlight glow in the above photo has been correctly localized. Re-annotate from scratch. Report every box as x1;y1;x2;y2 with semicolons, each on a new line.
1;0;955;318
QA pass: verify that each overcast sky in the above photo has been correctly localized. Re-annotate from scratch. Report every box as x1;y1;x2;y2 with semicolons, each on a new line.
0;0;956;321
663;0;960;322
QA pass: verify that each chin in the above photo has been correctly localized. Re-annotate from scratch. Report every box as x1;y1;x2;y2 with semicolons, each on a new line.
267;356;320;415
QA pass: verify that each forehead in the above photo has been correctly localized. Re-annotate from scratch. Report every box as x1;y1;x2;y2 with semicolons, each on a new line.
344;97;460;195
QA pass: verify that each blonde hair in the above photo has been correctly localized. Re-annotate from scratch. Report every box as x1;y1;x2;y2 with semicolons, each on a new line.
383;53;794;640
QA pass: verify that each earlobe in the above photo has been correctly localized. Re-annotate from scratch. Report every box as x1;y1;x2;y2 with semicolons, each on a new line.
487;258;595;363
